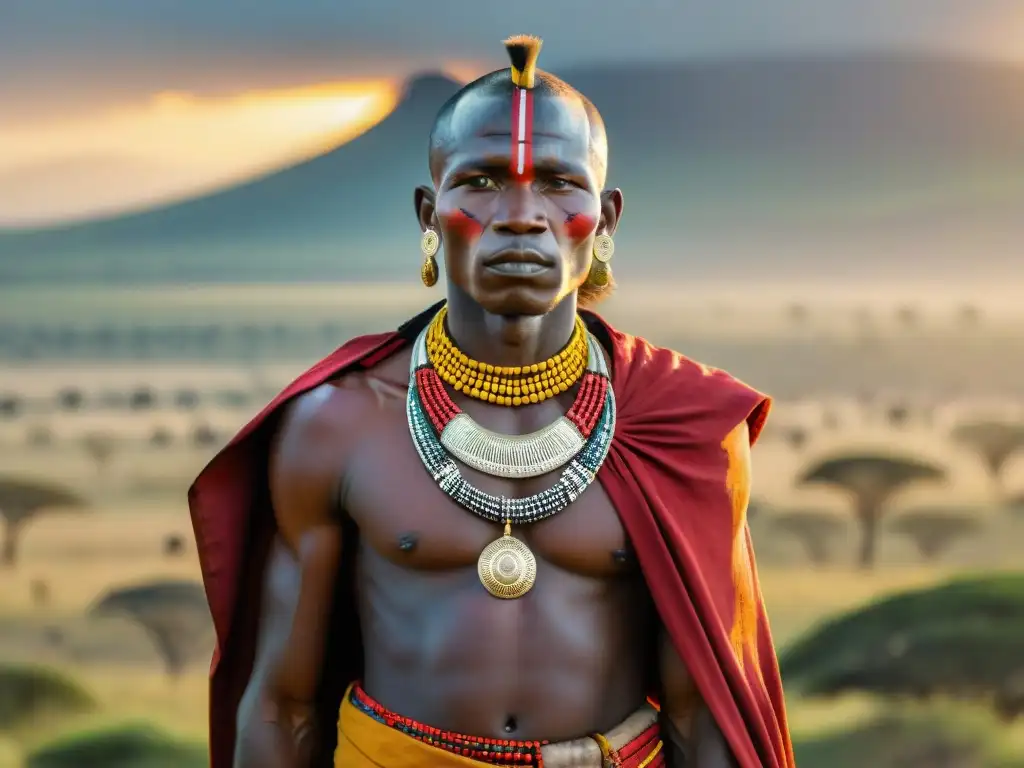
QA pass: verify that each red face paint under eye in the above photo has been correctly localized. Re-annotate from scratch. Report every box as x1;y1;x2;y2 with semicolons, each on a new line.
564;213;597;242
446;208;483;240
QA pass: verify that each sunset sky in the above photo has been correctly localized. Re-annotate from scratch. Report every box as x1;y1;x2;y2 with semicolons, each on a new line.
2;0;1021;227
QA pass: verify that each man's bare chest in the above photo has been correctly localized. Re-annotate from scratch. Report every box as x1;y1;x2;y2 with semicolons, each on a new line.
341;404;638;581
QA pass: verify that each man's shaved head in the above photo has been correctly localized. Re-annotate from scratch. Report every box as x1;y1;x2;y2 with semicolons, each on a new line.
414;35;622;315
428;69;608;187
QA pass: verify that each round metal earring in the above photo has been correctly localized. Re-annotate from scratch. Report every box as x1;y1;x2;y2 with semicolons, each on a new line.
420;229;440;287
586;233;614;287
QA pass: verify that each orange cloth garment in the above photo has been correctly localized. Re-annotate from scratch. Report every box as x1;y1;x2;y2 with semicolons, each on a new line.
335;685;487;767
338;682;665;768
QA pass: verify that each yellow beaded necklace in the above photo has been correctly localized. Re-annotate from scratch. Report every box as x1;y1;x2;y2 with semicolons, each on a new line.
426;307;588;407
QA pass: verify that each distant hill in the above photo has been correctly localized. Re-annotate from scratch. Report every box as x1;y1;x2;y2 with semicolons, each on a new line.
1;55;1022;284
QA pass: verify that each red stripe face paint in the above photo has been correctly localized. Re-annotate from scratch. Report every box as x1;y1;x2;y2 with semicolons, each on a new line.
446;207;484;241
564;212;597;243
510;87;534;183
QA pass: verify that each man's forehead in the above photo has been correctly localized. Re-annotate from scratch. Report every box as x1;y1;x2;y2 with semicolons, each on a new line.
447;89;590;142
443;134;591;179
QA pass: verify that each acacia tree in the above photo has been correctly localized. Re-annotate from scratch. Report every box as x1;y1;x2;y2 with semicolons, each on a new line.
0;394;20;418
88;580;212;679
55;387;85;412
798;453;946;568
896;305;919;330
173;388;200;410
950;420;1024;500
885;403;911;429
0;477;88;566
770;509;847;565
887;508;982;562
786;303;809;326
785;427;808;451
956;304;982;329
25;425;54;449
81;432;118;477
192;424;221;449
128;386;157;411
162;533;186;557
149;426;174;448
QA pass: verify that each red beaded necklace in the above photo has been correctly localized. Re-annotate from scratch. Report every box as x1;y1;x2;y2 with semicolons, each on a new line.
414;362;608;439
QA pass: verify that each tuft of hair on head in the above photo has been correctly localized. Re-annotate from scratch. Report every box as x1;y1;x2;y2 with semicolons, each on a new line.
504;35;543;89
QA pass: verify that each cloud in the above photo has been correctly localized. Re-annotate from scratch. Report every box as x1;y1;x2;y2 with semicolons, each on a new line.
0;80;399;226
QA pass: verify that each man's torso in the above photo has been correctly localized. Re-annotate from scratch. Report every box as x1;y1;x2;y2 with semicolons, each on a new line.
246;341;677;745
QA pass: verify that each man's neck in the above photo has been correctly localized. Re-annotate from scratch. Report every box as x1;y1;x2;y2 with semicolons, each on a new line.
443;292;579;369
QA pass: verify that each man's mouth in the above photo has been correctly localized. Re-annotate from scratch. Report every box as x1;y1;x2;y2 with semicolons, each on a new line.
484;249;555;275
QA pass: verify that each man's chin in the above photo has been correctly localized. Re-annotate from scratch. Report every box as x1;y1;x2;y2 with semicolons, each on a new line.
472;285;560;318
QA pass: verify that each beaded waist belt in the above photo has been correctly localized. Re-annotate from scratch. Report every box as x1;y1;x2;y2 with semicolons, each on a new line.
347;683;664;768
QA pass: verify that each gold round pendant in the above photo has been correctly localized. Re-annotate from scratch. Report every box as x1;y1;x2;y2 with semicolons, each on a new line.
477;522;537;599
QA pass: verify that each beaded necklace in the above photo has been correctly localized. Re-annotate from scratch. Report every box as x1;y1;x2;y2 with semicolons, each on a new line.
407;323;615;599
426;306;588;406
413;330;610;479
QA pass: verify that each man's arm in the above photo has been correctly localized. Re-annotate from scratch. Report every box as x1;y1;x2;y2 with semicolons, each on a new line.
245;385;353;767
659;419;753;767
658;631;738;768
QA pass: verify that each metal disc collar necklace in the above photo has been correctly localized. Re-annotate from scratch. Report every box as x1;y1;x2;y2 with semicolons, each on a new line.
406;313;616;599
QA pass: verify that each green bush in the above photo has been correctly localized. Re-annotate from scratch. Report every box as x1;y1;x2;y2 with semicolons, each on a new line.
0;664;95;731
794;705;1024;768
780;574;1024;716
26;722;206;768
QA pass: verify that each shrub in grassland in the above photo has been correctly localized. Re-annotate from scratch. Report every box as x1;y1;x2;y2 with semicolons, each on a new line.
26;722;206;768
0;664;95;732
793;703;1024;768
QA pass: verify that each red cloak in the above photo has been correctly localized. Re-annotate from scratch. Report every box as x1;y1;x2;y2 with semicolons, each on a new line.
188;303;795;768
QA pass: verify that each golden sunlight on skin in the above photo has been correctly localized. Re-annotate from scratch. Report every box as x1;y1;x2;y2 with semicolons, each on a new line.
0;80;401;228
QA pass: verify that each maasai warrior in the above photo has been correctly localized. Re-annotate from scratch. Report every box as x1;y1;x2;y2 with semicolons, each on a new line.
189;35;795;768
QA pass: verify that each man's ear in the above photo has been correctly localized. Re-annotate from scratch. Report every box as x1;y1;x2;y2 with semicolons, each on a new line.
414;186;438;232
598;188;624;236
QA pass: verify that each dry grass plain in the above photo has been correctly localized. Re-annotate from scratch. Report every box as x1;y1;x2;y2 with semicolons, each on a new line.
2;283;1023;765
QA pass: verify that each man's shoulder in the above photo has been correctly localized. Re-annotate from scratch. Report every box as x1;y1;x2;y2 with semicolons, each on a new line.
609;323;760;395
603;322;771;443
271;330;411;438
280;346;409;438
195;328;406;472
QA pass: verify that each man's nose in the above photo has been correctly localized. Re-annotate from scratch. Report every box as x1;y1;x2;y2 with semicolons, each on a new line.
492;184;548;235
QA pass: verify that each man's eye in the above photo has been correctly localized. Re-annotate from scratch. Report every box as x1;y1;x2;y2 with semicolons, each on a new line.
465;176;497;190
547;178;573;191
